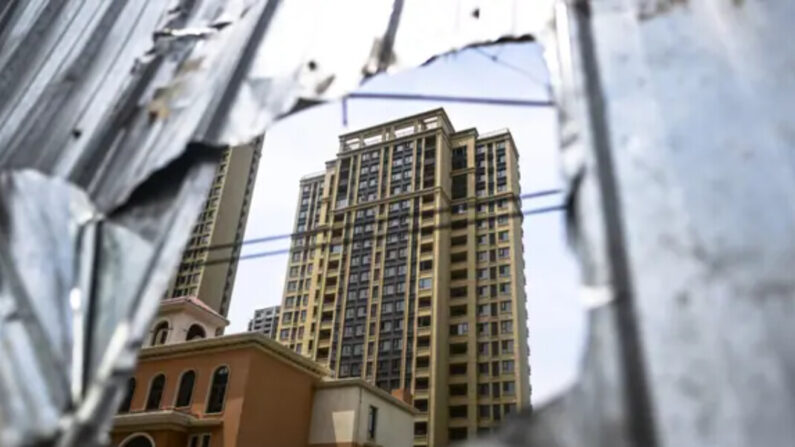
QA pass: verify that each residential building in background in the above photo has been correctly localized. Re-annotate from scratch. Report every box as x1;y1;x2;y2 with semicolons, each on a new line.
248;305;280;338
115;298;414;447
164;138;263;319
276;109;530;446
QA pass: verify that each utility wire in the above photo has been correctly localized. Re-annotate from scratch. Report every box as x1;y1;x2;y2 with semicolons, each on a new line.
346;92;553;108
471;47;550;90
199;204;565;267
195;189;563;254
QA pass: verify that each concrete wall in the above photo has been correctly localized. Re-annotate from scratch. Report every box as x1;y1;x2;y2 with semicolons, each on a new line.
308;387;359;445
354;387;413;447
309;385;413;447
236;347;318;447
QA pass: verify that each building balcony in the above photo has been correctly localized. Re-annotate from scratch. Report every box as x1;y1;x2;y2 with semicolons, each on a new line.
449;353;468;363
416;345;431;356
448;417;470;427
417;307;432;318
450;278;469;288
448;374;468;384
415;366;429;377
320;320;333;330
448;394;469;405
417;326;432;336
451;227;468;238
448;334;468;344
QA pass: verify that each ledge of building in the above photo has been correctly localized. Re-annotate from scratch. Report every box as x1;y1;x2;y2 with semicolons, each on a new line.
161;296;229;328
113;410;222;430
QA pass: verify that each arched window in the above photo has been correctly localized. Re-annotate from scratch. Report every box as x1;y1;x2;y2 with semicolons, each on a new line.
151;321;169;346
119;377;136;413
206;366;229;413
145;374;165;410
175;370;196;407
186;324;206;341
120;433;154;447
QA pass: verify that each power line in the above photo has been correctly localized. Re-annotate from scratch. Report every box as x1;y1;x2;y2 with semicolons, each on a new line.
200;204;565;267
471;47;550;90
195;189;563;254
345;92;553;108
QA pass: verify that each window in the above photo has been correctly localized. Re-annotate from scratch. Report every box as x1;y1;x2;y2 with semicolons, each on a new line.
418;278;432;290
478;383;490;397
479;405;491;418
451;174;469;199
120;435;154;447
151;321;169;346
501;321;513;334
145;374;165;410
175;371;195;407
206;366;229;413
503;381;516;395
498;231;509;242
367;406;378;440
450;323;468;335
119;378;135;413
500;301;512;314
186;324;206;341
502;360;515;373
502;340;514;354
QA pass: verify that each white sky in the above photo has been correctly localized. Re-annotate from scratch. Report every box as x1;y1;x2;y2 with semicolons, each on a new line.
229;42;586;405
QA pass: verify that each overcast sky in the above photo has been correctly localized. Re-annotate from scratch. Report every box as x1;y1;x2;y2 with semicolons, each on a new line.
228;42;586;405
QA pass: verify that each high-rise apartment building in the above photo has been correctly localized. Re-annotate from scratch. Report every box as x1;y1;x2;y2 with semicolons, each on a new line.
249;305;281;338
277;109;529;446
164;138;262;318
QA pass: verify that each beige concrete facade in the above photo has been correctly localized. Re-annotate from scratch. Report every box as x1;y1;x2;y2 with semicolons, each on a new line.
164;138;263;318
310;379;415;447
277;109;530;446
